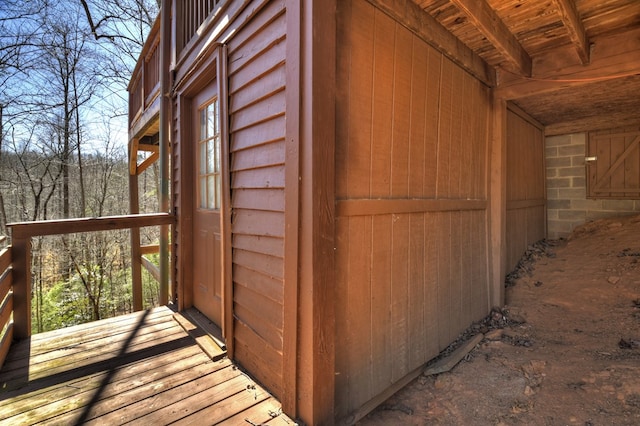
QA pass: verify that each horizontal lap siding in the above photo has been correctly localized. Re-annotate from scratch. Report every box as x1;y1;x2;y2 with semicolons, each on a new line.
227;0;287;398
506;109;546;272
335;0;491;419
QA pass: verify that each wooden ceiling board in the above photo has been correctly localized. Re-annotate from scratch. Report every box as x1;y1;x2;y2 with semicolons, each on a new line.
412;0;640;133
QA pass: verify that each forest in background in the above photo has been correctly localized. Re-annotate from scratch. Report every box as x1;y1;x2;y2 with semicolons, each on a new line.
0;0;162;332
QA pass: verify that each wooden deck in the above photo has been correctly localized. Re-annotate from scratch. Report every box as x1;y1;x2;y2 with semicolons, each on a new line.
0;306;295;425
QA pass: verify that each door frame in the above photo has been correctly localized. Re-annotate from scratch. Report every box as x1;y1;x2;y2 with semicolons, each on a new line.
174;44;233;354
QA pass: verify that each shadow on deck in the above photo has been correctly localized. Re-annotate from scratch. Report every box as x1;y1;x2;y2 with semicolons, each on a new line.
0;306;294;425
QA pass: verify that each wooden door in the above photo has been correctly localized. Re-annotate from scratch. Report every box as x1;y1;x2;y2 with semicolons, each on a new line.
192;82;223;326
587;129;640;199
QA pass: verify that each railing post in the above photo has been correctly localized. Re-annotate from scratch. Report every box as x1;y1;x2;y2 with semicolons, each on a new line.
130;172;143;311
11;236;31;339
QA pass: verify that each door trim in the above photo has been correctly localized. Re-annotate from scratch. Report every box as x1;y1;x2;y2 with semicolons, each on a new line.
175;44;233;357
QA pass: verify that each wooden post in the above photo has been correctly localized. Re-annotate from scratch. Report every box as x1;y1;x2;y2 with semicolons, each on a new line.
129;171;143;311
489;94;507;308
159;0;172;306
11;236;31;339
296;0;336;423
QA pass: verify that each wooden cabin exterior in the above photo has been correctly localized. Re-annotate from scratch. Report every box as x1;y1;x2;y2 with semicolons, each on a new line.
121;0;640;424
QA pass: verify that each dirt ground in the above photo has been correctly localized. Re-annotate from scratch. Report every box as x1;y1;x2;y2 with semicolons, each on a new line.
360;214;640;425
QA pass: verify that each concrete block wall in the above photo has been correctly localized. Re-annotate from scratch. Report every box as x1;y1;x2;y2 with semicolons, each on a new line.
545;133;640;239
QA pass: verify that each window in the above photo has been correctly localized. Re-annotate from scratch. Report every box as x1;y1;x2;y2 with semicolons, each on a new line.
198;98;221;210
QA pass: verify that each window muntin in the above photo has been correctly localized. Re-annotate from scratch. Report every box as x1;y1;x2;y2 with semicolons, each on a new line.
197;98;221;210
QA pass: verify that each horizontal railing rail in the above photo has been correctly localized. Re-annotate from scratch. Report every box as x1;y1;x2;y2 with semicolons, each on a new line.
7;213;175;340
0;244;12;369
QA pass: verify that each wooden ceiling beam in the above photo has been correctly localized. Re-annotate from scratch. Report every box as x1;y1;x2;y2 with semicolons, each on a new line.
449;0;532;77
496;27;640;100
552;0;590;64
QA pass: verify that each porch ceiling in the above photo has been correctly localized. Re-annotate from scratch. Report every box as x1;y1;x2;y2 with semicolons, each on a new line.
414;0;640;134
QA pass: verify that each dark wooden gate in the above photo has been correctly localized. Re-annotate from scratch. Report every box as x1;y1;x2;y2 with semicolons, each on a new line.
587;128;640;199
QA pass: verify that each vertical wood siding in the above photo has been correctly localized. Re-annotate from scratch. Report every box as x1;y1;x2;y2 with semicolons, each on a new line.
335;0;491;419
506;108;546;272
226;0;287;399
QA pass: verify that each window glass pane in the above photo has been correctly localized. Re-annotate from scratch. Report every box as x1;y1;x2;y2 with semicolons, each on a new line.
200;177;207;208
200;108;207;139
199;142;206;174
207;140;215;173
207;103;215;138
207;175;216;209
214;136;221;173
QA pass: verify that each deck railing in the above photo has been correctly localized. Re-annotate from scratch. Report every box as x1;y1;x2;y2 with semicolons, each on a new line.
7;213;175;340
0;237;12;369
176;0;224;54
128;16;161;128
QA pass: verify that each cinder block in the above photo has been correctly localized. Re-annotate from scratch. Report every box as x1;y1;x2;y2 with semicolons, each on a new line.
547;199;571;209
558;145;585;157
569;133;586;145
546;135;571;147
602;200;636;211
547;168;557;178
547;178;571;188
572;177;586;188
546;157;572;168
547;209;559;220
559;166;585;177
571;156;585;166
547;188;559;200
558;188;586;199
546;147;558;158
570;199;602;210
559;209;586;221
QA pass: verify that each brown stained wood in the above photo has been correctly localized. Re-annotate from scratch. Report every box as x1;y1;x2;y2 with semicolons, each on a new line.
0;248;10;276
436;212;452;348
0;268;11;305
233;266;284;308
449;0;531;76
0;345;206;417
371;10;395;198
408;39;428;199
505;106;546;271
343;0;375;199
7;213;174;240
232;188;285;212
336;198;486;217
234;321;283;398
231;140;286;172
497;27;640;100
449;65;464;198
231;165;285;189
3;351;215;425
234;285;283;332
233;234;283;258
0;323;12;370
230;91;286;132
0;323;184;384
449;211;463;340
490;96;507;308
172;312;226;360
368;0;496;87
230;116;286;152
9;237;29;339
424;46;442;197
233;249;283;280
437;59;454;198
391;24;412;198
3;308;175;363
217;398;284;425
345;216;373;414
0;294;12;336
391;214;410;382
407;213;426;367
228;60;287;115
552;0;590;64
370;215;392;395
0;306;293;425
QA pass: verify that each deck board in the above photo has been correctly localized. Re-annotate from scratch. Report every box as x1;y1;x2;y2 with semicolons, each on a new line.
0;306;295;425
